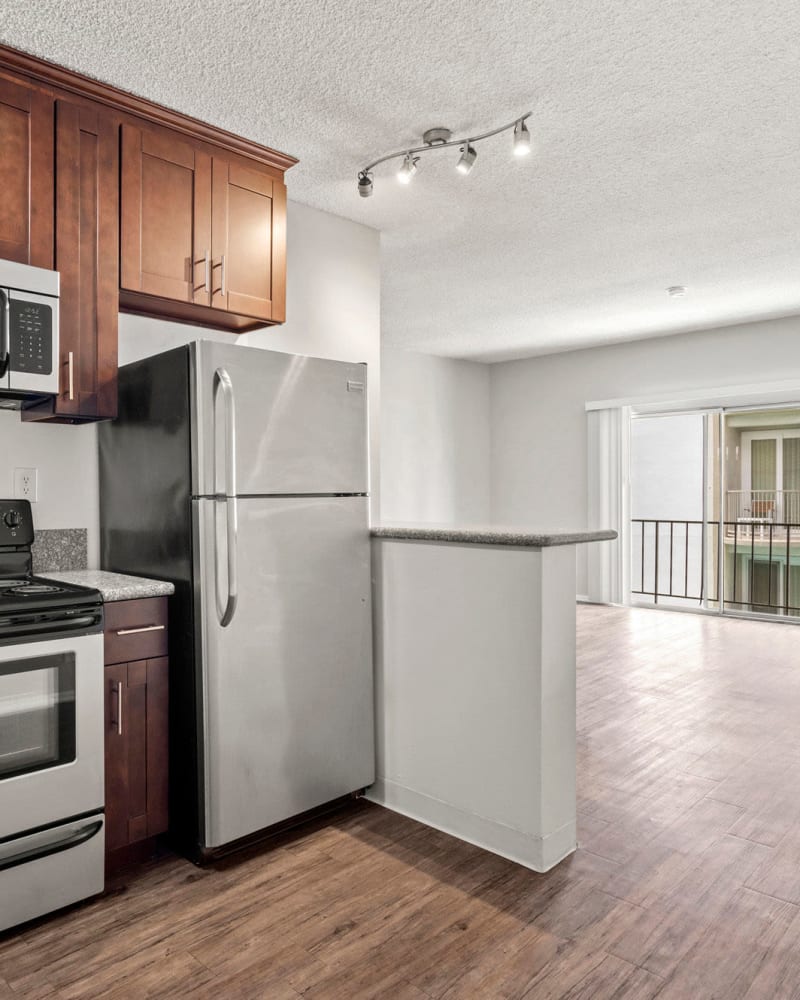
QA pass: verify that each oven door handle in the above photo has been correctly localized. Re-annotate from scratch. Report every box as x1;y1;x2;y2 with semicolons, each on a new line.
0;289;9;379
0;819;102;873
0;614;100;640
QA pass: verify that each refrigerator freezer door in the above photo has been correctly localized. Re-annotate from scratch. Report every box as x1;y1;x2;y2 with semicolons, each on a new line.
195;495;374;849
192;341;368;497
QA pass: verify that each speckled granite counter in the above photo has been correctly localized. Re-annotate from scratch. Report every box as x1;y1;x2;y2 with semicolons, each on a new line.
43;570;175;603
371;524;617;546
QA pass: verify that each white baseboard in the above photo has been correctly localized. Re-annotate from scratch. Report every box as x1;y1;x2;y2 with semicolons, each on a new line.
366;778;576;873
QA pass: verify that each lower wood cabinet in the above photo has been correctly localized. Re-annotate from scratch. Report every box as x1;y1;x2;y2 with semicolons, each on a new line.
103;597;169;865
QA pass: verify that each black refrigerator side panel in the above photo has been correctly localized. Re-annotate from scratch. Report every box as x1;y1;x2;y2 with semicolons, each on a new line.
98;345;201;856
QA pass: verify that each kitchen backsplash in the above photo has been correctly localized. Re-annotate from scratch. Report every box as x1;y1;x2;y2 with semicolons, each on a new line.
32;529;88;573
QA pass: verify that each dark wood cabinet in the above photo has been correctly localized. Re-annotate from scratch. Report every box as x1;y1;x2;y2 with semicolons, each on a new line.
0;44;296;421
0;74;53;269
120;123;287;331
120;124;211;307
23;99;119;423
104;597;169;865
211;157;287;324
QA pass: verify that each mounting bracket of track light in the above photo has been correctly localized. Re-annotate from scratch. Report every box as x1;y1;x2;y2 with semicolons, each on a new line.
357;111;532;197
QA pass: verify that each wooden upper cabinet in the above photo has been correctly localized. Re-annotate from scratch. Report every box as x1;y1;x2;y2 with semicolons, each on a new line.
120;122;286;331
0;75;53;268
211;159;287;324
56;100;118;418
23;98;119;424
121;124;211;305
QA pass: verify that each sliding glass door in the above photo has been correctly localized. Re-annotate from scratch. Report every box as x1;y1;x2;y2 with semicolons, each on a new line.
722;408;800;618
630;403;800;621
630;410;720;611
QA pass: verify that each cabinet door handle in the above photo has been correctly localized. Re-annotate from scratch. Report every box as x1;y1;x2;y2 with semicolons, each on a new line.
115;624;165;635
220;254;226;298
68;351;74;401
204;249;210;294
116;681;123;736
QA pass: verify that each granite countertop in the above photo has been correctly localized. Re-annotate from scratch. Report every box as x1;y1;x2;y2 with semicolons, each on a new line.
370;524;618;547
43;570;175;603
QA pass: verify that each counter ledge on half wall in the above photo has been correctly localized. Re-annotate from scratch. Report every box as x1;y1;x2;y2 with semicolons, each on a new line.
370;524;617;546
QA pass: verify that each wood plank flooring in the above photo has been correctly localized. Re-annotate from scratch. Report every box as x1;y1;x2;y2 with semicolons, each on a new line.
3;604;800;998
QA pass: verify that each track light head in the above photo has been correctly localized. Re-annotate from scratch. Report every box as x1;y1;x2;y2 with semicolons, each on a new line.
357;171;374;198
456;144;477;175
513;119;531;157
397;153;419;184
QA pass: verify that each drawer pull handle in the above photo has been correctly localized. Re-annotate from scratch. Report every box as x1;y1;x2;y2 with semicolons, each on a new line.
115;624;166;635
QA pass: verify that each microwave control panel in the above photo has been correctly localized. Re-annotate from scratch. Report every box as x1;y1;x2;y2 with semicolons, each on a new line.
9;300;53;375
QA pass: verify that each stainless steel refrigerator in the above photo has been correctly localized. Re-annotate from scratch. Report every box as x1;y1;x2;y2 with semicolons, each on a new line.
99;341;374;860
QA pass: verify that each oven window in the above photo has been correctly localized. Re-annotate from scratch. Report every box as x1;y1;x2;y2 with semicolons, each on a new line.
0;653;76;780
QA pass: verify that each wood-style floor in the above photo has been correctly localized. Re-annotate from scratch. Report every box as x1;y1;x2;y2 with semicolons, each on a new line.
3;604;800;998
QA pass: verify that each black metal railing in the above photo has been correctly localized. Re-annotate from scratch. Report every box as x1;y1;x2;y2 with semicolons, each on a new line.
632;518;800;615
631;519;719;604
726;520;800;615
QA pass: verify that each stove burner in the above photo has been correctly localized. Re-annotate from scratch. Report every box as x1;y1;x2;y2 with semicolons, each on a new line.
0;580;30;589
6;584;65;596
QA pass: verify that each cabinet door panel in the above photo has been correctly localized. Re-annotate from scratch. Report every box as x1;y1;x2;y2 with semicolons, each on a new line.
212;158;286;322
121;124;211;304
0;76;53;268
146;657;169;837
52;101;119;419
126;659;148;836
104;663;129;853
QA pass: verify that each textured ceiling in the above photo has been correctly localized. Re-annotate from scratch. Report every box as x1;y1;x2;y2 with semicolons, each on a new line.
4;1;800;361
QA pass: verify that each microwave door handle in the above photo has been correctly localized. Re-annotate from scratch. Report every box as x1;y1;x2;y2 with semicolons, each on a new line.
0;289;9;378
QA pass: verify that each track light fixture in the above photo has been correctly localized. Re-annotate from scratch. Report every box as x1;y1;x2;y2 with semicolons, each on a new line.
356;111;532;197
513;119;531;156
397;153;419;184
357;171;373;198
455;144;477;175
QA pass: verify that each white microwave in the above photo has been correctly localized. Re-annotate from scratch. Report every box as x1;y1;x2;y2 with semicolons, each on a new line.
0;259;59;403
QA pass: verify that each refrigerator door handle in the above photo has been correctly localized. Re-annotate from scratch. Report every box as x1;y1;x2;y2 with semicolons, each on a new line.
213;368;238;627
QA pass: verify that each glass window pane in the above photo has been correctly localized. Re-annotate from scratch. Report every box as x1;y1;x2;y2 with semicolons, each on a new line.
783;438;800;491
751;439;776;491
0;653;76;781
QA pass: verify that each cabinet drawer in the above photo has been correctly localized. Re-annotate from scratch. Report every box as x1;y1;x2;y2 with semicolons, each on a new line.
105;597;168;664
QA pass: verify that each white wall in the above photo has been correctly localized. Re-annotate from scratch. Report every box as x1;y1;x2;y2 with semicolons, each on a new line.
0;415;99;565
380;347;491;523
491;315;800;595
0;201;381;567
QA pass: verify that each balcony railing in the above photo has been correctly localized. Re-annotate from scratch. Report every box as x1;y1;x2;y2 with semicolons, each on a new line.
631;519;719;604
632;517;800;615
726;490;800;525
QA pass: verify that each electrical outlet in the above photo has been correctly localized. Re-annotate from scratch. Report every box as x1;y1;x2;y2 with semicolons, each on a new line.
14;468;38;502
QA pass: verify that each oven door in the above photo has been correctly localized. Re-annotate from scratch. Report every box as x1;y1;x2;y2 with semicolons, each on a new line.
0;633;103;839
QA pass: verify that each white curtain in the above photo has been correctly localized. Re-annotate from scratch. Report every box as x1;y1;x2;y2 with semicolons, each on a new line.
586;406;630;604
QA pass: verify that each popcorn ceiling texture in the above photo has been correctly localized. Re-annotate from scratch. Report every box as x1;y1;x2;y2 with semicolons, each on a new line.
4;1;800;361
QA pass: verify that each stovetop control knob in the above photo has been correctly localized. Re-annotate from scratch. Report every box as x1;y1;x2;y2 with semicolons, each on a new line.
3;510;21;529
